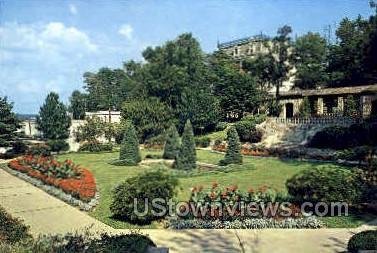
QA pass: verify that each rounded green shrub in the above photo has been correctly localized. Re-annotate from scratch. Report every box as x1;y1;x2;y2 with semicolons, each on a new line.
27;144;51;157
46;139;69;153
219;126;242;166
195;136;211;148
162;125;180;159
174;120;196;170
110;170;178;224
347;230;377;253
118;121;141;166
78;141;113;152
286;166;362;204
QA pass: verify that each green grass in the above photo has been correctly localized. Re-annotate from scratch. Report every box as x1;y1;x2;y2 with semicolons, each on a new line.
57;149;374;229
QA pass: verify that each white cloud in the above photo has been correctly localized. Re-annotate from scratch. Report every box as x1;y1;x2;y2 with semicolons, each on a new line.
0;22;97;54
118;24;133;40
69;4;77;15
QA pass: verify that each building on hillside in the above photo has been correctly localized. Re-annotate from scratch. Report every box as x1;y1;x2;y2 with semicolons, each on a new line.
217;34;296;93
278;84;377;119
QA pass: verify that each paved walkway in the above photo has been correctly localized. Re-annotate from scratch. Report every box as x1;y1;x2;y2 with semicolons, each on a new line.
0;166;376;253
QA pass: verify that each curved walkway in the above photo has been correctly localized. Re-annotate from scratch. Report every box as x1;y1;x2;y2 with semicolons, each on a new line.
0;165;376;253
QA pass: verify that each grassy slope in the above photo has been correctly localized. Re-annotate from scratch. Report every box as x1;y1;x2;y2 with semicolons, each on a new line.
58;149;369;228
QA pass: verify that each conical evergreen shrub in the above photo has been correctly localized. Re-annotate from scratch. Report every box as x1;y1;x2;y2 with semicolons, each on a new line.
118;121;141;166
163;124;180;159
220;126;242;166
174;120;196;170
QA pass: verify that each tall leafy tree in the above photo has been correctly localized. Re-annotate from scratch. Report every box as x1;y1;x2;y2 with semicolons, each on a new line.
210;51;261;121
174;120;196;170
292;32;329;89
84;68;130;113
69;90;87;120
0;97;20;147
37;92;71;140
121;97;174;142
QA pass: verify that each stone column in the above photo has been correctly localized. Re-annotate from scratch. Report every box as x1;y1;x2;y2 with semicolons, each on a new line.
361;95;372;118
337;96;344;115
317;97;324;115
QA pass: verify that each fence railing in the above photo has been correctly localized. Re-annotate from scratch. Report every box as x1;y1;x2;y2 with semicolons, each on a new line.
270;116;361;126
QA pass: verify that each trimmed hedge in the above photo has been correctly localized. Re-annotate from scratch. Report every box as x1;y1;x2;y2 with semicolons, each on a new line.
347;230;377;253
110;171;178;224
0;206;30;244
309;122;377;150
219;126;242;166
46;139;69;153
286;166;362;204
174;120;196;170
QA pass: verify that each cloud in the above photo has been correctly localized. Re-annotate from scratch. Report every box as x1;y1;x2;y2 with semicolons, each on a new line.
0;22;97;54
118;24;133;40
69;4;77;15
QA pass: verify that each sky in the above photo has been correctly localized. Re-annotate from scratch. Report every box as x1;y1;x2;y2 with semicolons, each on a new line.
0;0;375;114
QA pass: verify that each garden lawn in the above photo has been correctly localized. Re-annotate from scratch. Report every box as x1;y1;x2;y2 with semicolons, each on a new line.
57;149;374;229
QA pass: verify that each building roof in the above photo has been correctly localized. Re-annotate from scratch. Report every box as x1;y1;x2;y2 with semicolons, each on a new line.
218;34;269;49
279;84;377;97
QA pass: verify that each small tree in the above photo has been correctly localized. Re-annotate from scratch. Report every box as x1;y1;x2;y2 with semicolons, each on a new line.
0;97;20;147
37;92;71;140
220;126;242;166
74;116;104;143
344;95;358;117
163;124;180;159
119;121;141;166
174;120;196;170
298;97;311;117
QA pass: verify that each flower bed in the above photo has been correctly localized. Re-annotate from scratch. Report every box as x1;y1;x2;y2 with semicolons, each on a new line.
8;155;96;203
212;142;270;157
168;183;323;229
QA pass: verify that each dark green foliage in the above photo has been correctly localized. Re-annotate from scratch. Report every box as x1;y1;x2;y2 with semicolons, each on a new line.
220;126;242;166
293;32;329;89
343;95;358;117
336;146;372;163
347;230;377;253
298;97;311;117
0;97;20;147
68;90;87;120
309;123;377;149
174;120;196;170
215;122;228;131
267;100;282;117
37;92;71;140
11;141;28;154
178;85;220;133
286;166;362;204
0;206;30;244
234;115;265;143
78;141;113;152
110;171;178;224
74;116;105;143
144;134;166;149
27;144;51;157
118;121;141;166
210;52;262;121
84;68;130;111
195;136;211;148
121;98;174;142
46;139;69;153
0;230;155;253
163;125;180;159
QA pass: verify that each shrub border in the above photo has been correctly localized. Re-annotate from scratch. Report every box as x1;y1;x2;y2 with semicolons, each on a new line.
0;164;99;211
